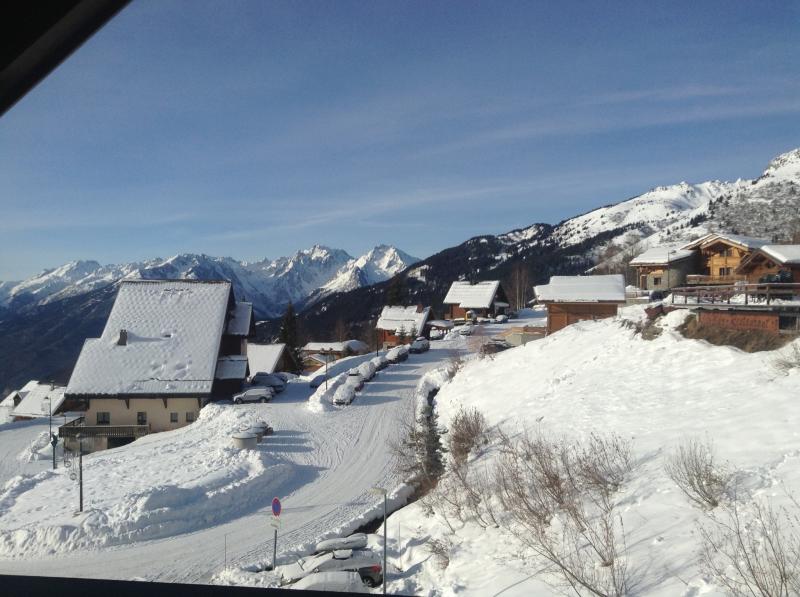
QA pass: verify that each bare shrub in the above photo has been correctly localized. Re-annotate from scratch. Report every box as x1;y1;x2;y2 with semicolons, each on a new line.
701;500;800;596
448;407;489;464
426;537;453;570
493;431;631;595
774;343;800;374
446;352;465;378
665;438;731;509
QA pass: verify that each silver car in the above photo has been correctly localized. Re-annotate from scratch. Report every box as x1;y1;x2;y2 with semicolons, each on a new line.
232;386;274;404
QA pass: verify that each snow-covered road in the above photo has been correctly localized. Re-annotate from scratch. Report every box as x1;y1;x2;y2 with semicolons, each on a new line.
0;342;457;582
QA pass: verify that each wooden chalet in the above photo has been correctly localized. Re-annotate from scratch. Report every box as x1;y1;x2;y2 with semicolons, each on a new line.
61;280;254;452
629;245;697;290
735;245;800;283
534;274;626;334
681;233;767;285
300;340;369;372
443;280;509;320
375;305;431;347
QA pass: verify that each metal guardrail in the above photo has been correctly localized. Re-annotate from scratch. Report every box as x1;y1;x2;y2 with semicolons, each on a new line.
58;418;150;439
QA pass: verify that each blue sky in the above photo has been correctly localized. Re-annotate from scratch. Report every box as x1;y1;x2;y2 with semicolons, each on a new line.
1;0;799;280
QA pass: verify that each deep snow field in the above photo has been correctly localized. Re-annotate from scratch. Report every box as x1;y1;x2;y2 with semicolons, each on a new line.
381;306;800;596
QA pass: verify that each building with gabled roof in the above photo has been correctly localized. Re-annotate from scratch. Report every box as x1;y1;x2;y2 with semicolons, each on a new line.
534;274;626;334
300;340;369;372
443;280;509;320
247;343;300;375
735;245;800;283
680;233;769;285
630;244;698;291
376;305;431;347
62;279;253;452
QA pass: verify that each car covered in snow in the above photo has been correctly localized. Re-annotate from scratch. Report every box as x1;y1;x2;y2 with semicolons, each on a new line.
232;386;274;404
345;368;365;391
250;372;287;393
494;314;508;323
386;344;409;363
290;570;368;592
332;384;356;406
313;533;368;555
370;355;389;371
409;337;430;353
274;371;298;382
277;549;382;587
356;361;376;382
457;324;474;336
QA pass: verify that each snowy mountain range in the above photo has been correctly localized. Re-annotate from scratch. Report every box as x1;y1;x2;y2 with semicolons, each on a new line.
0;245;419;318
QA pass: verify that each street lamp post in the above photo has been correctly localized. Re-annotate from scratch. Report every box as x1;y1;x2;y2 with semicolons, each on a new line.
370;486;388;594
42;390;57;470
76;433;84;512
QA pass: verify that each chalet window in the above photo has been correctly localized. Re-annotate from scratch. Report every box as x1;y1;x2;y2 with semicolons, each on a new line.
186;411;196;423
137;412;147;425
170;412;178;423
653;277;662;286
719;267;731;276
96;412;110;425
721;248;733;257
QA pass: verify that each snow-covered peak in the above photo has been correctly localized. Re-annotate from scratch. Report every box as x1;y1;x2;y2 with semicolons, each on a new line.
761;148;800;180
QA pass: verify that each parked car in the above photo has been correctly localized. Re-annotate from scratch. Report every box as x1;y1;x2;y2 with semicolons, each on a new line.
291;571;368;592
250;372;287;393
344;368;365;391
370;355;389;371
409;337;430;353
332;384;356;406
386;345;409;363
277;549;383;587
274;371;297;382
494;314;508;324
313;533;368;555
309;374;330;389
233;386;274;404
356;361;376;382
457;324;474;336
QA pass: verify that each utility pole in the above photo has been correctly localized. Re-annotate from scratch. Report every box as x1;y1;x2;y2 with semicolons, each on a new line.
77;433;84;512
371;486;388;593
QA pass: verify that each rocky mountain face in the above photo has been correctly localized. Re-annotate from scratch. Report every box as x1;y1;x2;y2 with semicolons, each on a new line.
0;245;418;319
2;148;799;393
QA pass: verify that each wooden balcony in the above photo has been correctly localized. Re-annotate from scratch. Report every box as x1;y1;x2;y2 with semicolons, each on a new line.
686;274;748;285
670;283;800;306
58;417;150;439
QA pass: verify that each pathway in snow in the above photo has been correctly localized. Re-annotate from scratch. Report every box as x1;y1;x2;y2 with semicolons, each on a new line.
0;342;456;582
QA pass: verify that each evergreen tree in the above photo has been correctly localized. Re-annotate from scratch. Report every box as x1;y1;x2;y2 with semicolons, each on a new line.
409;324;418;340
396;324;407;344
386;276;406;305
278;302;302;374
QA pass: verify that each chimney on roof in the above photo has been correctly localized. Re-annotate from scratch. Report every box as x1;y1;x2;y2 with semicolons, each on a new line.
416;303;424;313
118;329;128;346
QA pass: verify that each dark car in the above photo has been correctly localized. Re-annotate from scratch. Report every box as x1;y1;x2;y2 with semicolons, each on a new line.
480;339;513;356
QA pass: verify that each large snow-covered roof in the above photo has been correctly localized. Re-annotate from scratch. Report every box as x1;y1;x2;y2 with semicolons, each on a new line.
630;245;696;266
66;280;232;397
534;275;626;303
376;305;430;334
10;383;66;418
682;233;768;251
443;281;500;309
761;245;800;265
226;301;253;336
302;340;368;354
247;343;286;375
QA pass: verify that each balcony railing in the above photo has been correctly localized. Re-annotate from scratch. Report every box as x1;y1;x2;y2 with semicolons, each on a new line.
686;274;748;285
670;283;800;306
58;417;150;439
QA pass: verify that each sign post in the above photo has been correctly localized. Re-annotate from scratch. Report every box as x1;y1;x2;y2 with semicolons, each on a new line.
271;497;281;570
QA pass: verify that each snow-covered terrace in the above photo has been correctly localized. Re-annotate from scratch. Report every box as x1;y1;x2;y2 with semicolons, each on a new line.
630;245;695;266
443;280;501;309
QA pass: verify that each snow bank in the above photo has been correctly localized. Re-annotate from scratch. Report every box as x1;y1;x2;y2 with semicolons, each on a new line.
0;404;290;558
306;372;347;413
383;311;800;596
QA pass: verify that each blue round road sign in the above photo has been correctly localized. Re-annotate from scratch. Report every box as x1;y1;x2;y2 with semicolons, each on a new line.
272;497;281;517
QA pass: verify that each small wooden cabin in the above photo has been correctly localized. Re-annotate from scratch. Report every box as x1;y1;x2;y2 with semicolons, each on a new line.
300;340;369;372
629;245;697;290
534;275;626;334
735;245;800;283
376;305;431;347
443;280;509;320
681;233;767;285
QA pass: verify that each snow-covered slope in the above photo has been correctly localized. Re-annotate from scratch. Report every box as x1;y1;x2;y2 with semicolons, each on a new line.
0;245;416;318
383;308;800;596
